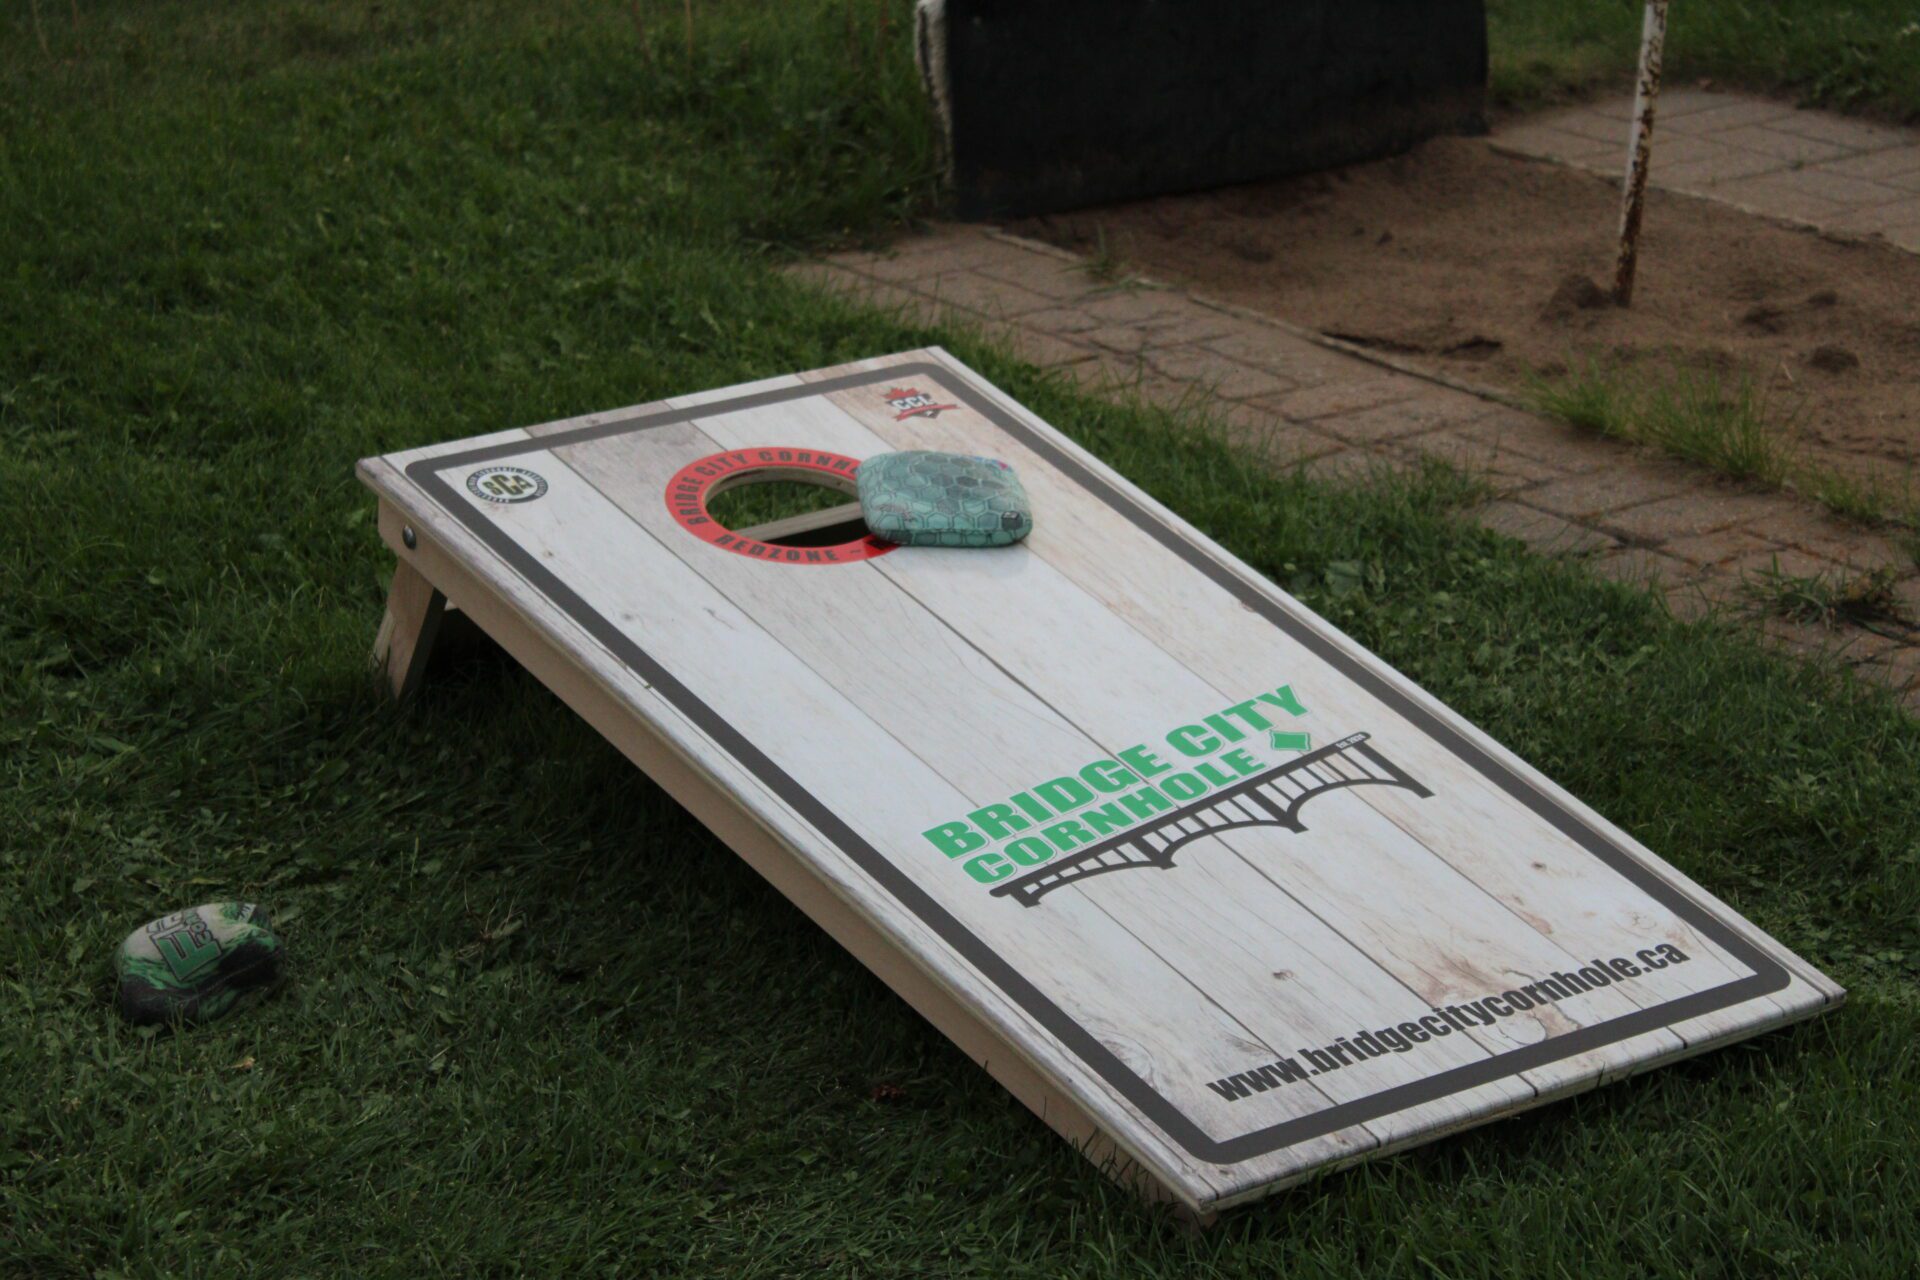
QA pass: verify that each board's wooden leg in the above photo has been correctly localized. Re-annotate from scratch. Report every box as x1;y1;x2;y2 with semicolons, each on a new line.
371;559;448;700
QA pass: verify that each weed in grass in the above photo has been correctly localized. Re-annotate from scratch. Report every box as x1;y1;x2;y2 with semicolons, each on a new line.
1742;556;1912;633
1083;224;1128;284
1071;223;1161;293
1804;463;1919;527
27;0;48;58
1526;366;1618;436
1642;369;1796;486
1527;360;1797;488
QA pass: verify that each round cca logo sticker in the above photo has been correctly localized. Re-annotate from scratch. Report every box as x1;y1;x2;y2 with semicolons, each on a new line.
466;466;548;504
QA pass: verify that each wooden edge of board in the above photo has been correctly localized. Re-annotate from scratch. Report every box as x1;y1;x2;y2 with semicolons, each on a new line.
363;486;1217;1223
1204;987;1805;1214
371;558;447;700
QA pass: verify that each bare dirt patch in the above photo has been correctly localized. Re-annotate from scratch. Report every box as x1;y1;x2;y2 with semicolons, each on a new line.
1014;137;1920;491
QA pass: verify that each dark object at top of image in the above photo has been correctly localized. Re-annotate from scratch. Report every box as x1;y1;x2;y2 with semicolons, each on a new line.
916;0;1489;219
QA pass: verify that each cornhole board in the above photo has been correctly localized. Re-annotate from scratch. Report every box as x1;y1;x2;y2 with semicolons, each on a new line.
358;348;1842;1221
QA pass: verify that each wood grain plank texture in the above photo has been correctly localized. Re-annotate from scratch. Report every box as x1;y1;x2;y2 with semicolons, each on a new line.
370;558;447;701
358;349;1842;1216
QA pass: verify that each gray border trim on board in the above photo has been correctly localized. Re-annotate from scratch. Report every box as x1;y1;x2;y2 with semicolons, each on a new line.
400;361;1789;1166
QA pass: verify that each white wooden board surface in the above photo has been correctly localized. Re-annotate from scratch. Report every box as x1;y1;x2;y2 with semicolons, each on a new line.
358;348;1842;1216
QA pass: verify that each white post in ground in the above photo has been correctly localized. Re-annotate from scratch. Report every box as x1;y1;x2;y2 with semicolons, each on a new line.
1613;1;1670;305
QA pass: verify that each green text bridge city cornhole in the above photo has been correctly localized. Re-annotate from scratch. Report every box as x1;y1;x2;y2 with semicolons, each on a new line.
989;733;1432;907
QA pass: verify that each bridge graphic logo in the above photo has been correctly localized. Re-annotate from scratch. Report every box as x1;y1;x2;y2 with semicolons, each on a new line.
989;732;1433;908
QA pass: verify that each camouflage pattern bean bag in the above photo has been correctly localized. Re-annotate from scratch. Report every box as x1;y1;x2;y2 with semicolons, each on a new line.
857;451;1033;548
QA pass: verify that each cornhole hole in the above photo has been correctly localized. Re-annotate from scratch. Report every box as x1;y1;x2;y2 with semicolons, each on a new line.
358;349;1841;1221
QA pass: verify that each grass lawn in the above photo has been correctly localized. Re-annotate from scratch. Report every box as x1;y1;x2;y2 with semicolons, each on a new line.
4;2;1920;1275
1489;0;1920;118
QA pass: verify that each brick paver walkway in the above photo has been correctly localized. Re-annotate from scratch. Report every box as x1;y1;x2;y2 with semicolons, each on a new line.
792;226;1920;710
1496;89;1920;252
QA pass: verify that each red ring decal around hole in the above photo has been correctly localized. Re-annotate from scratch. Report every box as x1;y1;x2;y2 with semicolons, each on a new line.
664;448;896;565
